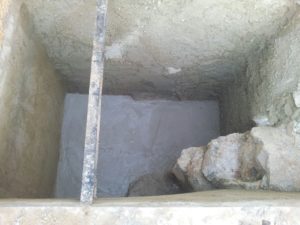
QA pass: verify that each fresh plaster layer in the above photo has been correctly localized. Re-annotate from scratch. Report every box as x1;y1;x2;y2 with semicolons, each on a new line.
1;190;300;224
55;94;219;198
25;0;297;99
221;12;300;134
0;2;65;197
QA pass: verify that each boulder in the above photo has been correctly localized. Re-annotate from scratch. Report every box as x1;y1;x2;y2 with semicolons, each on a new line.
202;133;244;185
201;133;263;189
172;147;213;191
127;173;182;197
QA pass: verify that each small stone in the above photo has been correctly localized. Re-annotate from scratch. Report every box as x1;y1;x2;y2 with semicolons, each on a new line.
293;91;300;108
262;220;271;225
293;122;300;134
172;147;213;191
253;115;272;126
127;173;182;197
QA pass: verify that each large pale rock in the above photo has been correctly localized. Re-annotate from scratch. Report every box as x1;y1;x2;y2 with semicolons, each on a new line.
172;147;213;191
202;133;262;189
202;133;243;186
251;126;300;191
127;173;182;197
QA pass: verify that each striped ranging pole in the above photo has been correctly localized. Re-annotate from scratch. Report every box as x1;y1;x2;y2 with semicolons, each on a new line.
80;0;108;204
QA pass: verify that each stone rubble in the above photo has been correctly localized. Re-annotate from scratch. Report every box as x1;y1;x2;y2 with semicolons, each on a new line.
171;126;300;192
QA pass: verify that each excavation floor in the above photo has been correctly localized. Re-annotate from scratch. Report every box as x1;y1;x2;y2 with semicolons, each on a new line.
56;94;220;198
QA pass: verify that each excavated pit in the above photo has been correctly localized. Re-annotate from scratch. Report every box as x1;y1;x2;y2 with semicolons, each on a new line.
0;0;300;201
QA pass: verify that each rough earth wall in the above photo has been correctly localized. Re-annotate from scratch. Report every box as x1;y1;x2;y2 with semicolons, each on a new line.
221;11;300;134
0;2;65;197
24;0;297;98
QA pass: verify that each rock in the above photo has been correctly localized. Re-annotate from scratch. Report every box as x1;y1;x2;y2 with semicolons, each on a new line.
172;147;213;191
202;133;263;189
127;173;182;197
202;133;244;187
293;84;300;107
253;115;273;126
251;126;300;191
173;126;300;192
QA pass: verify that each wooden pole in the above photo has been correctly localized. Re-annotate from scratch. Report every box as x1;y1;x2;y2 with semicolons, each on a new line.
80;0;108;204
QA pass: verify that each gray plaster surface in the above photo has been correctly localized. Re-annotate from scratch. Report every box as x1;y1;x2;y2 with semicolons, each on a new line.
55;94;219;198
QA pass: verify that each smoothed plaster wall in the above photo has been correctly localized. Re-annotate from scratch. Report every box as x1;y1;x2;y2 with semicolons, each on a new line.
0;2;65;197
221;11;300;134
56;94;220;198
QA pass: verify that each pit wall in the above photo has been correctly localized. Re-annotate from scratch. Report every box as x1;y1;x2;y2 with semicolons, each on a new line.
0;0;11;45
221;11;300;134
0;2;65;197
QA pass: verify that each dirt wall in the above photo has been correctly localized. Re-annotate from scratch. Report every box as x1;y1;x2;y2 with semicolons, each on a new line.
0;2;65;197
